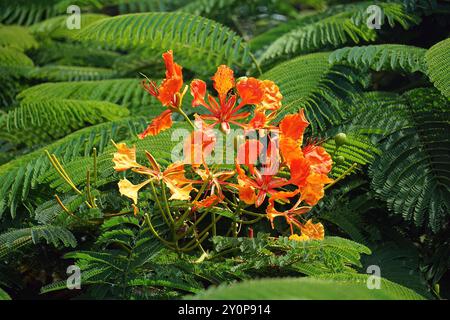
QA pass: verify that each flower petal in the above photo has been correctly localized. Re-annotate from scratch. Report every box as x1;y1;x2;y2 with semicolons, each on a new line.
212;65;234;103
303;145;332;175
118;178;150;205
257;80;283;112
299;219;325;240
236;77;264;105
138;109;173;139
279;109;309;142
112;142;140;172
190;79;207;107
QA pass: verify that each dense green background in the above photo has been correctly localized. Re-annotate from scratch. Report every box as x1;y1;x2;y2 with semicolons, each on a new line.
0;0;449;300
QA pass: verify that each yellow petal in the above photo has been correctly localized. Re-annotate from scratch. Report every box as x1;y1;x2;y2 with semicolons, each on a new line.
289;233;310;242
113;142;140;172
166;181;196;201
118;178;150;204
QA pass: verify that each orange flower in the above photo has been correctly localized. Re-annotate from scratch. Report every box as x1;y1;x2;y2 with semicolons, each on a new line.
237;178;256;205
299;219;325;240
183;116;216;165
112;142;140;172
130;151;196;201
236;77;265;105
212;65;235;104
256;80;283;113
235;162;288;208
266;190;310;232
300;172;333;206
139;50;186;139
190;66;267;134
303;144;332;175
193;194;223;210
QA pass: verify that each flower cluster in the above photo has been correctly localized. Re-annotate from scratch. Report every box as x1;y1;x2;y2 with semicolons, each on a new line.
113;50;334;242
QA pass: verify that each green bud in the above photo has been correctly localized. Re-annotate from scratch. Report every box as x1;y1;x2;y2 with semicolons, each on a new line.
335;155;345;164
334;133;347;147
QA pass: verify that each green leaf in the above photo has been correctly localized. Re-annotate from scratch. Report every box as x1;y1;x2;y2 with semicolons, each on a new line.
190;276;424;300
425;37;450;99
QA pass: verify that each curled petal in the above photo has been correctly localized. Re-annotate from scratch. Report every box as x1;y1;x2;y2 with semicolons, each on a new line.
257;80;283;112
190;79;207;106
166;181;195;201
118;178;150;205
299;219;325;240
300;173;333;206
138;110;173;139
289;157;310;188
236;77;264;105
193;194;223;209
303;145;332;175
279;109;309;143
212;65;234;103
112;142;140;172
238;179;256;205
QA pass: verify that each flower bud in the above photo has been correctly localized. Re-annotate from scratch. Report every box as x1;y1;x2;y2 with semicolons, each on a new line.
334;133;347;147
334;155;345;164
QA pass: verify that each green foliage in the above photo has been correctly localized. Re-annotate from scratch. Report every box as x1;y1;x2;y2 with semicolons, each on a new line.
27;65;118;82
425;37;450;98
0;287;11;300
0;225;76;259
370;88;450;232
191;276;424;300
0;0;449;300
0;25;38;51
330;44;427;73
257;1;421;65
1;99;129;145
75;12;253;72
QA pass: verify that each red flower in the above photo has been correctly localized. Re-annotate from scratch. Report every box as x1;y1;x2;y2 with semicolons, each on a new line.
190;67;267;134
139;50;186;139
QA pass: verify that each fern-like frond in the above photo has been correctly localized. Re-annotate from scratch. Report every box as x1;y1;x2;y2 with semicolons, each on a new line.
0;25;38;51
0;117;148;218
0;0;62;25
17;79;174;116
27;65;118;81
1;99;129;145
330;44;427;73
261;52;366;131
258;1;421;65
29;13;109;39
425;37;450;99
75;12;253;72
0;225;76;259
0;47;34;75
369;88;450;232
